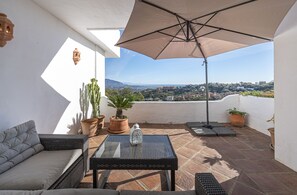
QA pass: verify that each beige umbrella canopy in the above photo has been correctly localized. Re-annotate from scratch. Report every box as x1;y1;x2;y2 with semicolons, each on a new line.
116;0;296;127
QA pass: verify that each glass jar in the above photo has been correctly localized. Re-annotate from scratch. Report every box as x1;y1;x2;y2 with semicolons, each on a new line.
129;123;143;145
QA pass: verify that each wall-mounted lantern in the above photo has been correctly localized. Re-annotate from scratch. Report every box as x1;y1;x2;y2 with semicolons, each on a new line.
73;48;81;65
0;13;14;47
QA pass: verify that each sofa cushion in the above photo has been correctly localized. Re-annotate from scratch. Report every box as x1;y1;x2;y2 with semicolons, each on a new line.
120;190;196;195
0;191;43;195
0;120;44;174
0;149;82;190
42;189;119;195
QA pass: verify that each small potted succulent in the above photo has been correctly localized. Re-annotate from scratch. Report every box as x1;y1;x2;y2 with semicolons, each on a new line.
107;93;134;134
227;108;247;127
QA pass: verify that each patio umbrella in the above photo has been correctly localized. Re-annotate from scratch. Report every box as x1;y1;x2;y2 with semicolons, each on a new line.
116;0;296;129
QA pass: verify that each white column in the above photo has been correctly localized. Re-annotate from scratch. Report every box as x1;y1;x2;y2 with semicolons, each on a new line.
274;2;297;171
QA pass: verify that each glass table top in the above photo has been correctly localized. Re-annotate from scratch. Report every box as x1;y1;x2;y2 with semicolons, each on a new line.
92;135;176;160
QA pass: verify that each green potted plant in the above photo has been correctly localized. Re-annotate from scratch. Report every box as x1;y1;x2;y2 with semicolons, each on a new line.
107;93;134;134
227;108;247;127
80;78;105;136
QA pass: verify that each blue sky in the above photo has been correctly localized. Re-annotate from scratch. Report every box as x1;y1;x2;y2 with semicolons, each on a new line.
105;42;273;85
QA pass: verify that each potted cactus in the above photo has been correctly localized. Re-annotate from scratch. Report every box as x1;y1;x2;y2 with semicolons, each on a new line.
88;78;105;132
80;78;105;136
80;83;89;121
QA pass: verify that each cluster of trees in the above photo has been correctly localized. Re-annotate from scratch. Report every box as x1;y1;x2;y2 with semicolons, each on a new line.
240;90;274;98
106;81;274;101
106;88;144;101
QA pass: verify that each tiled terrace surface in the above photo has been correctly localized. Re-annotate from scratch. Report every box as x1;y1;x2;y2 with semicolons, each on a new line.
79;124;297;195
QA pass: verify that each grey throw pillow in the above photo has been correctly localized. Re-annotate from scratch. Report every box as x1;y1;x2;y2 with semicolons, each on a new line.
0;120;44;174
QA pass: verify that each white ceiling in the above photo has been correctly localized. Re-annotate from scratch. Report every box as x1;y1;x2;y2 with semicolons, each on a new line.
33;0;134;57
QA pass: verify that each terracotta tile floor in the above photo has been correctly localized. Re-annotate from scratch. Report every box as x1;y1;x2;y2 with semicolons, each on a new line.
79;124;297;195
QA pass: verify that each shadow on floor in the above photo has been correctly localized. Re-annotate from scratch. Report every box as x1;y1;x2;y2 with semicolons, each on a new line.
80;124;297;194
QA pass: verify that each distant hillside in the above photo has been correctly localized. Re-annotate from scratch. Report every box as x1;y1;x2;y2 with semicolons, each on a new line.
105;79;186;90
105;79;127;89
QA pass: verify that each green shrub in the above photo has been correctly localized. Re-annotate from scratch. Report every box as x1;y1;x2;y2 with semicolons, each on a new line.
106;88;144;101
227;108;247;116
240;90;274;98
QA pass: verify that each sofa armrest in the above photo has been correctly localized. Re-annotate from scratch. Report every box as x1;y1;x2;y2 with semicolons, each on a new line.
195;173;227;195
39;134;88;152
39;134;89;176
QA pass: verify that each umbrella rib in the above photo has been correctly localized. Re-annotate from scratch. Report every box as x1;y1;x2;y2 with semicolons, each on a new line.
191;29;221;40
190;12;218;40
158;31;187;41
116;23;185;45
189;24;207;60
141;0;187;22
154;23;187;59
192;22;271;41
191;0;257;22
176;16;187;39
172;40;195;42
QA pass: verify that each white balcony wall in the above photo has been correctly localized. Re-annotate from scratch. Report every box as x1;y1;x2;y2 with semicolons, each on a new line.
239;96;274;136
274;2;297;171
103;95;239;124
0;0;111;134
103;94;274;136
103;94;273;131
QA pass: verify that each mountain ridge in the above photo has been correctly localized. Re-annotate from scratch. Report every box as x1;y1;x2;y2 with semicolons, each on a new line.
105;79;185;90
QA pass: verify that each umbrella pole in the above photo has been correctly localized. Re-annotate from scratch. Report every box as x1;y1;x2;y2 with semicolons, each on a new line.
189;24;211;128
204;59;210;127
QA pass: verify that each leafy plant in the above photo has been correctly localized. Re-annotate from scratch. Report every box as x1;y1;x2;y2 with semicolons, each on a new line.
107;94;134;119
240;90;274;98
87;78;101;118
106;88;144;101
227;108;247;116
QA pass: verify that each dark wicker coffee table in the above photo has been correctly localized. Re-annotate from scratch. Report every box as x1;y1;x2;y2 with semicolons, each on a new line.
90;135;178;191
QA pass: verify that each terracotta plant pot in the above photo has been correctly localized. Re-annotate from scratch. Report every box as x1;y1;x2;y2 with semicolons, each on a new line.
81;118;98;136
268;127;275;150
97;115;105;130
108;116;130;134
229;114;245;127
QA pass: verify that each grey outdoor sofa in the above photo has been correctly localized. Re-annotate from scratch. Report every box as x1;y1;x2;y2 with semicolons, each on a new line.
0;120;88;190
0;120;226;194
0;173;227;195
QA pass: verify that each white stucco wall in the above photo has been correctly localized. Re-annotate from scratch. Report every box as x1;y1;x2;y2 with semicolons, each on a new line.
90;30;121;58
0;0;110;134
102;95;239;124
239;96;274;135
274;2;297;171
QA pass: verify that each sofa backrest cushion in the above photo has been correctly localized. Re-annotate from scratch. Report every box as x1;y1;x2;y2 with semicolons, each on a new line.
121;190;196;195
42;189;119;195
0;120;44;174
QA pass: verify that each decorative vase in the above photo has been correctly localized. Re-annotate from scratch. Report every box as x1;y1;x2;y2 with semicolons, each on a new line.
108;116;130;134
130;124;143;145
